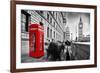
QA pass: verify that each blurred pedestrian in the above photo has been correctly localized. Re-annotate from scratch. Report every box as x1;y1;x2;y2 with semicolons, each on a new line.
56;41;62;61
65;40;71;60
59;42;65;60
47;40;59;61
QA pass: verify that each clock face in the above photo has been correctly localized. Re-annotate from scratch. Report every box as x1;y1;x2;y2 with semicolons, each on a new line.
79;24;82;28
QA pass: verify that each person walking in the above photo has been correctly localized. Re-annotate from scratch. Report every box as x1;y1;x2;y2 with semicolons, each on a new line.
47;40;59;61
59;42;65;60
65;40;71;60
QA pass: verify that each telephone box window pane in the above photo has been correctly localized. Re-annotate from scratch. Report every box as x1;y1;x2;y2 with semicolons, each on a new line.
40;34;43;51
30;33;36;52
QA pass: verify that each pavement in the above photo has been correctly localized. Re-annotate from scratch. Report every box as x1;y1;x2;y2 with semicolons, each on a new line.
21;50;47;63
21;42;90;63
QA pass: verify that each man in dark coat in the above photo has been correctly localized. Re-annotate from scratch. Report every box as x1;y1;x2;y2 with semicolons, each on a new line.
47;41;59;61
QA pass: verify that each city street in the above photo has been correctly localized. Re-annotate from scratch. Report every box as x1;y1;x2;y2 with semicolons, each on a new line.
21;41;90;63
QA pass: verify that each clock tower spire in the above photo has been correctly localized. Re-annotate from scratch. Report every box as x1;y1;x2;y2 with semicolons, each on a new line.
78;17;83;41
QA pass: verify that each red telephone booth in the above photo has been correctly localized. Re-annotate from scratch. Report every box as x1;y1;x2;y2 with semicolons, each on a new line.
29;24;44;58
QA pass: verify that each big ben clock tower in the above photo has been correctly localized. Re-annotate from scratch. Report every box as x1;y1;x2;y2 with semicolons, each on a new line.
78;17;83;41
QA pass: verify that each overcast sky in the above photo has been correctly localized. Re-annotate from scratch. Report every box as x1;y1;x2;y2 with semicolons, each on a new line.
65;12;90;40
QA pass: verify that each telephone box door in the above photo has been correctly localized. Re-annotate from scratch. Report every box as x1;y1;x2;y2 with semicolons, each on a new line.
29;24;44;58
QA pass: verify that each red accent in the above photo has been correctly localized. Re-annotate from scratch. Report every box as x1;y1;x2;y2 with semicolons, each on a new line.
29;24;44;58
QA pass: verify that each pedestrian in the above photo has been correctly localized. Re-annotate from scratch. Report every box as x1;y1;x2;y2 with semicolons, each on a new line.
56;41;62;61
65;40;71;60
47;40;59;61
59;42;65;60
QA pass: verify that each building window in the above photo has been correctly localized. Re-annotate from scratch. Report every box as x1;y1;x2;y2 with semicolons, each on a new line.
50;17;52;24
56;25;57;29
41;18;43;23
56;33;57;39
50;29;52;38
40;11;43;14
21;10;31;32
47;13;49;21
56;12;57;19
54;22;55;27
51;11;54;16
21;13;26;32
47;27;49;38
54;31;55;38
63;18;66;23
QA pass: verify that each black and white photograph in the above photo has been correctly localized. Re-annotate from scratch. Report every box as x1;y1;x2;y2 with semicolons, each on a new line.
21;10;90;63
